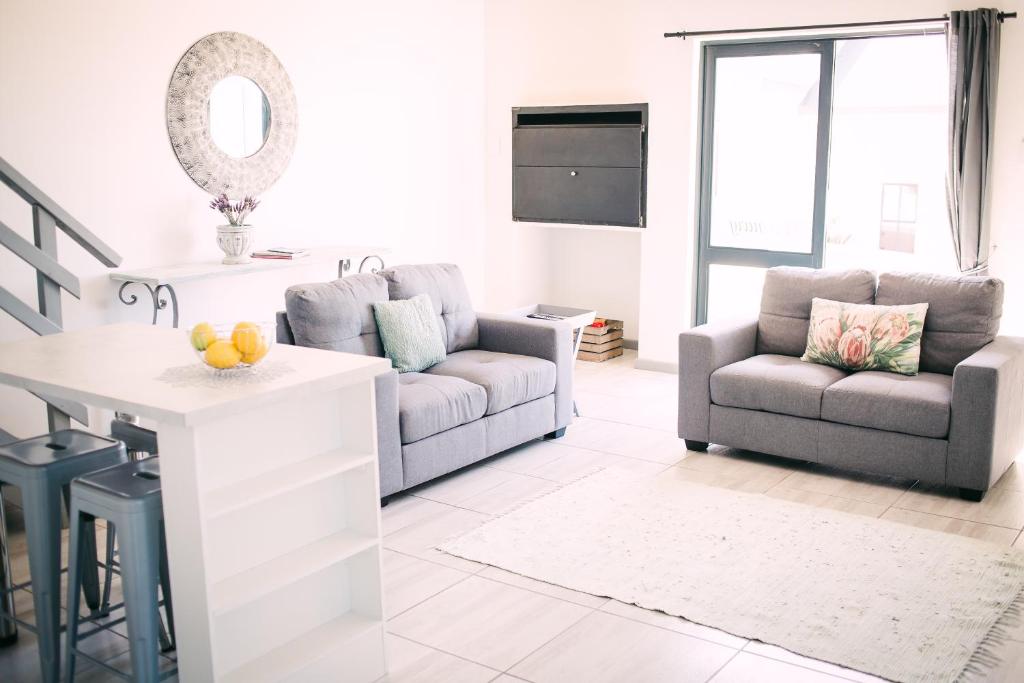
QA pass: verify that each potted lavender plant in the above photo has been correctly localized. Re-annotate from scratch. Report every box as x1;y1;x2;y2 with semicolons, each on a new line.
210;194;260;264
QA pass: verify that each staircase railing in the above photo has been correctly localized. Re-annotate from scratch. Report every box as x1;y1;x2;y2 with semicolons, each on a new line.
0;155;122;432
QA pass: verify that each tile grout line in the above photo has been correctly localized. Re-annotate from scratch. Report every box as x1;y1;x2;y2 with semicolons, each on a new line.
381;504;461;538
885;503;1024;532
496;602;600;677
385;632;505;678
764;482;914;511
385;570;478;621
381;547;488;576
475;571;611;611
592;603;747;650
704;647;742;682
389;618;555;681
541;437;683;464
735;648;880;683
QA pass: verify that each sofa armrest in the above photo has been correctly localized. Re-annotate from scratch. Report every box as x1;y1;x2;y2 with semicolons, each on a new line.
276;311;295;345
476;313;574;429
375;369;403;498
678;317;759;442
947;336;1024;491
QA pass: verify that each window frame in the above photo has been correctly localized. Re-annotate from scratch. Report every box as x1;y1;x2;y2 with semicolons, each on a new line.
691;28;946;326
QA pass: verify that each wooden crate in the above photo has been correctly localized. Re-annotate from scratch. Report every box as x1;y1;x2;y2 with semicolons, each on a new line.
583;318;623;335
581;328;622;344
580;338;622;354
579;347;623;362
578;317;624;362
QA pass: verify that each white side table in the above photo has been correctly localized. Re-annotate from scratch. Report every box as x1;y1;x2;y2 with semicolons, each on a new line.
505;304;596;417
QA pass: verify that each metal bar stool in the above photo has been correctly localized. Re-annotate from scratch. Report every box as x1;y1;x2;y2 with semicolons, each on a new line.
0;430;126;683
65;457;175;682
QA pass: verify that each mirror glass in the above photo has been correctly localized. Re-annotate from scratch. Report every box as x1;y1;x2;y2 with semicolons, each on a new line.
208;76;270;158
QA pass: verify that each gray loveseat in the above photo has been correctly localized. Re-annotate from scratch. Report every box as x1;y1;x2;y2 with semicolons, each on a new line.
278;263;573;498
679;267;1024;501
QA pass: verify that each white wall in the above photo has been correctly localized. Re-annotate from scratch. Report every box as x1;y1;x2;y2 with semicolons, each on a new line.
483;0;1024;369
0;0;485;436
3;0;1023;437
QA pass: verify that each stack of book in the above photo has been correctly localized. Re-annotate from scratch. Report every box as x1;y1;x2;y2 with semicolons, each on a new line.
251;247;310;260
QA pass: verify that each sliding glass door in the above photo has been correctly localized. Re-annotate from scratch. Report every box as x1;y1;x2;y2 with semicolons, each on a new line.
695;33;947;324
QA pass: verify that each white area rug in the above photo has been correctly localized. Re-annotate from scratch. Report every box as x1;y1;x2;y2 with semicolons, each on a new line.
439;470;1024;683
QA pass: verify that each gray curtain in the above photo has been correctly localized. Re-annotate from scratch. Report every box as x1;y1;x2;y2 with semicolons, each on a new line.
946;8;1000;274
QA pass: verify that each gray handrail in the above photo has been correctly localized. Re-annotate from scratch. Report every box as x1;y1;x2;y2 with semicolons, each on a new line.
0;219;80;297
0;155;123;432
0;156;121;267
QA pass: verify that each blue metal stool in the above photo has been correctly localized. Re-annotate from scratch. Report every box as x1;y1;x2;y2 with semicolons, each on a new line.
65;457;175;682
101;419;161;626
0;430;126;683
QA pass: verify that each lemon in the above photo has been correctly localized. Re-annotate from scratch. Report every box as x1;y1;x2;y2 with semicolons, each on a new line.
204;340;242;369
241;339;269;365
190;322;218;351
231;322;263;355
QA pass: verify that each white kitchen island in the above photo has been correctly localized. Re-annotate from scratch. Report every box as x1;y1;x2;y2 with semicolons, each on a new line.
0;324;392;682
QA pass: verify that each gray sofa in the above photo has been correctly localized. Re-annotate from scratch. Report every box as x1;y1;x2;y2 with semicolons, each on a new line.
277;263;573;498
679;267;1024;501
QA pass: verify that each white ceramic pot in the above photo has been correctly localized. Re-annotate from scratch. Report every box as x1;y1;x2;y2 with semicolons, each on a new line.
216;224;254;265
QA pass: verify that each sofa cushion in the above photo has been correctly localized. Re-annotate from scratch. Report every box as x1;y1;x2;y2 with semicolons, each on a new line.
397;373;486;443
821;371;952;438
758;267;876;357
875;272;1003;375
801;298;928;375
380;264;478;353
710;354;848;419
373;294;447;373
284;274;388;356
425;349;556;415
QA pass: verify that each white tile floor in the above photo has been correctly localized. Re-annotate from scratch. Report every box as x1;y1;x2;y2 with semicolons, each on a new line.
2;349;1023;681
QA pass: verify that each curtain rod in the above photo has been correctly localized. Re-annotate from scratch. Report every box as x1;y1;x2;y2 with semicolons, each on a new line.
664;12;1017;39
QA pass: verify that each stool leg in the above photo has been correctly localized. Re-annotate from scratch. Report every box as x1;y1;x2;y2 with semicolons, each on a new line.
119;514;161;683
63;501;87;683
62;485;102;613
100;521;117;615
22;480;63;683
158;523;175;650
0;486;19;645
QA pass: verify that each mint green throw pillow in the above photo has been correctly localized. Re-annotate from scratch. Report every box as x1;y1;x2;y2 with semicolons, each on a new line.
372;294;446;373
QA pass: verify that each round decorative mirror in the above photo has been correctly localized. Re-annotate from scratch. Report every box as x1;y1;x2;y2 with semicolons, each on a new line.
166;32;297;198
208;76;270;158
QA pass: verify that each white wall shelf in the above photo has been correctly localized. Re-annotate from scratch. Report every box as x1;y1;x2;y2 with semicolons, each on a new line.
109;246;391;288
108;245;390;327
204;449;375;519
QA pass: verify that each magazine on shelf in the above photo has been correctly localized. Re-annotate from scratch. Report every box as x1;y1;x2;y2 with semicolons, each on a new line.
252;247;310;260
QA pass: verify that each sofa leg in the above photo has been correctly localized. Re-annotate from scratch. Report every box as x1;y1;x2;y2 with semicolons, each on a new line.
545;428;566;439
958;487;985;502
380;496;391;507
684;440;709;452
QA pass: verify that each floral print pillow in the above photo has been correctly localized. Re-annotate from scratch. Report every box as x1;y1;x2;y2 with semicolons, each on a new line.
801;298;929;375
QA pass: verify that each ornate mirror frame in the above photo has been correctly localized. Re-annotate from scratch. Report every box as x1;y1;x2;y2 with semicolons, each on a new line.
166;32;297;198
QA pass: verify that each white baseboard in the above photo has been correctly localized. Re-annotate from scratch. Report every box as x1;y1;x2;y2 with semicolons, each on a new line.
634;357;678;374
